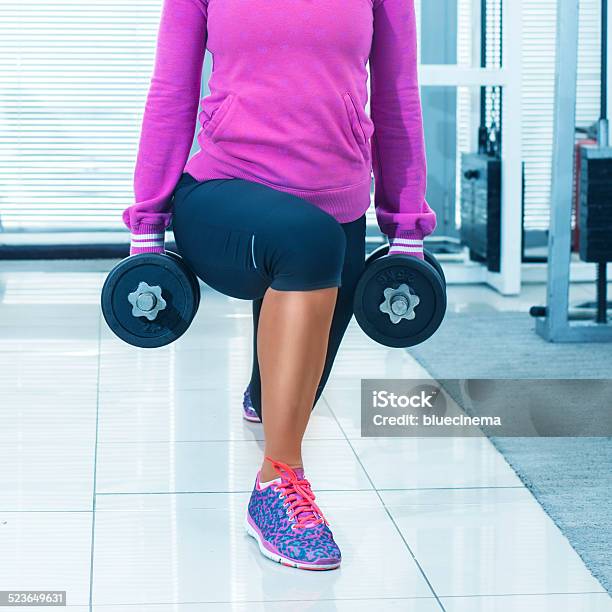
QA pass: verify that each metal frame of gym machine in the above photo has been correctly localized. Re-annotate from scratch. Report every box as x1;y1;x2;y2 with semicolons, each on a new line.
534;0;612;342
417;0;523;295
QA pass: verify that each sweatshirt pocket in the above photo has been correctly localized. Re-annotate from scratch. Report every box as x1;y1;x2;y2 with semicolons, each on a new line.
342;91;374;160
201;93;237;142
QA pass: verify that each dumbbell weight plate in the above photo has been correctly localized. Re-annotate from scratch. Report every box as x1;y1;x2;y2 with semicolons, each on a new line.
365;244;446;287
101;252;199;348
353;254;447;348
365;243;389;266
424;248;446;288
164;250;201;310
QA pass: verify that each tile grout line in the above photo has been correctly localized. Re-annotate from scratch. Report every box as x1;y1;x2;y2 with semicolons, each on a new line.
59;592;610;607
81;596;450;607
94;484;525;497
87;312;102;612
440;591;609;600
320;394;448;612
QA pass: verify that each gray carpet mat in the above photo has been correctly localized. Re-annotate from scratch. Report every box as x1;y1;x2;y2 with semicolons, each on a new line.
410;312;612;593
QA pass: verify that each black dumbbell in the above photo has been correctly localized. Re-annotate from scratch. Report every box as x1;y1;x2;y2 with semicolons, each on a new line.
353;245;446;348
101;251;200;348
165;249;201;311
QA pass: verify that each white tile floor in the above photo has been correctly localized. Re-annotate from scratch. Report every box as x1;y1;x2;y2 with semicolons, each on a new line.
0;263;610;612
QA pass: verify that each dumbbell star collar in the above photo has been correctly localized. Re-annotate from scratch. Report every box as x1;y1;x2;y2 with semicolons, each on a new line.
127;282;167;321
379;284;421;324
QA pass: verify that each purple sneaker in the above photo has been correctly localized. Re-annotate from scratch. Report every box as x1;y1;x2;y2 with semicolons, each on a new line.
242;385;261;423
245;457;341;570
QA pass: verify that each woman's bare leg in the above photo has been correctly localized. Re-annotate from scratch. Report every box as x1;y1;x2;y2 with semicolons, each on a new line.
257;287;338;483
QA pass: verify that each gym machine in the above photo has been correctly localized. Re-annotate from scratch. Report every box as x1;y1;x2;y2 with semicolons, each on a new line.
531;0;612;342
101;247;447;350
460;0;503;273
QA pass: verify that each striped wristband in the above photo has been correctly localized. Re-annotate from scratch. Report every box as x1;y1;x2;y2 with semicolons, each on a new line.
130;225;166;255
388;236;424;259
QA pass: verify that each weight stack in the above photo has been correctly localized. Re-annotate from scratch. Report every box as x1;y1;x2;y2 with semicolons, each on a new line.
460;153;502;272
578;146;612;262
573;139;597;252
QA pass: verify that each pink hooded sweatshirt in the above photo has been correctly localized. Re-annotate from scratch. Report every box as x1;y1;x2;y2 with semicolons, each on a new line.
123;0;436;256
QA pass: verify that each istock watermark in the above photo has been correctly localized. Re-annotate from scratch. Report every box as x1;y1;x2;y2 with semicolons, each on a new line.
361;379;612;437
372;389;440;409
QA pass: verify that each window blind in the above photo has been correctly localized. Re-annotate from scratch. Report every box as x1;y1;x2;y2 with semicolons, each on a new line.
522;0;600;230
0;0;165;232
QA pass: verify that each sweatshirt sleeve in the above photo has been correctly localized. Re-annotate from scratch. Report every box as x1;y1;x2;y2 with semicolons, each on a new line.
369;0;436;256
122;0;208;254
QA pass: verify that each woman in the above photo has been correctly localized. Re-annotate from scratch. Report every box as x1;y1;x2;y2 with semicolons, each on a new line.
122;0;436;570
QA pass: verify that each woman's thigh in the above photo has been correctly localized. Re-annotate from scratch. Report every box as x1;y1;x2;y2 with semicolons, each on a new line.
172;173;346;300
172;175;268;299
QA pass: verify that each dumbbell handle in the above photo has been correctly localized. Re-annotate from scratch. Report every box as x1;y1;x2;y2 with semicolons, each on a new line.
390;294;410;316
135;292;158;312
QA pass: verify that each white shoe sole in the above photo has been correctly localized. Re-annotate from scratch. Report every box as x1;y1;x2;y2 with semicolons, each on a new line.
245;516;340;571
242;412;261;423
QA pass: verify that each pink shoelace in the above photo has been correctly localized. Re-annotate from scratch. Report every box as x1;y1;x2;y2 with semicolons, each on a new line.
265;456;328;530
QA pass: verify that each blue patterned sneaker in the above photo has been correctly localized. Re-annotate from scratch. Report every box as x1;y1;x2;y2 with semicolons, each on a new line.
245;457;341;570
242;385;261;423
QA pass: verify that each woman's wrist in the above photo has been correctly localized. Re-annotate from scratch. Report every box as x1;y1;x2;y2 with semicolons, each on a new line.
129;223;166;255
387;229;424;260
